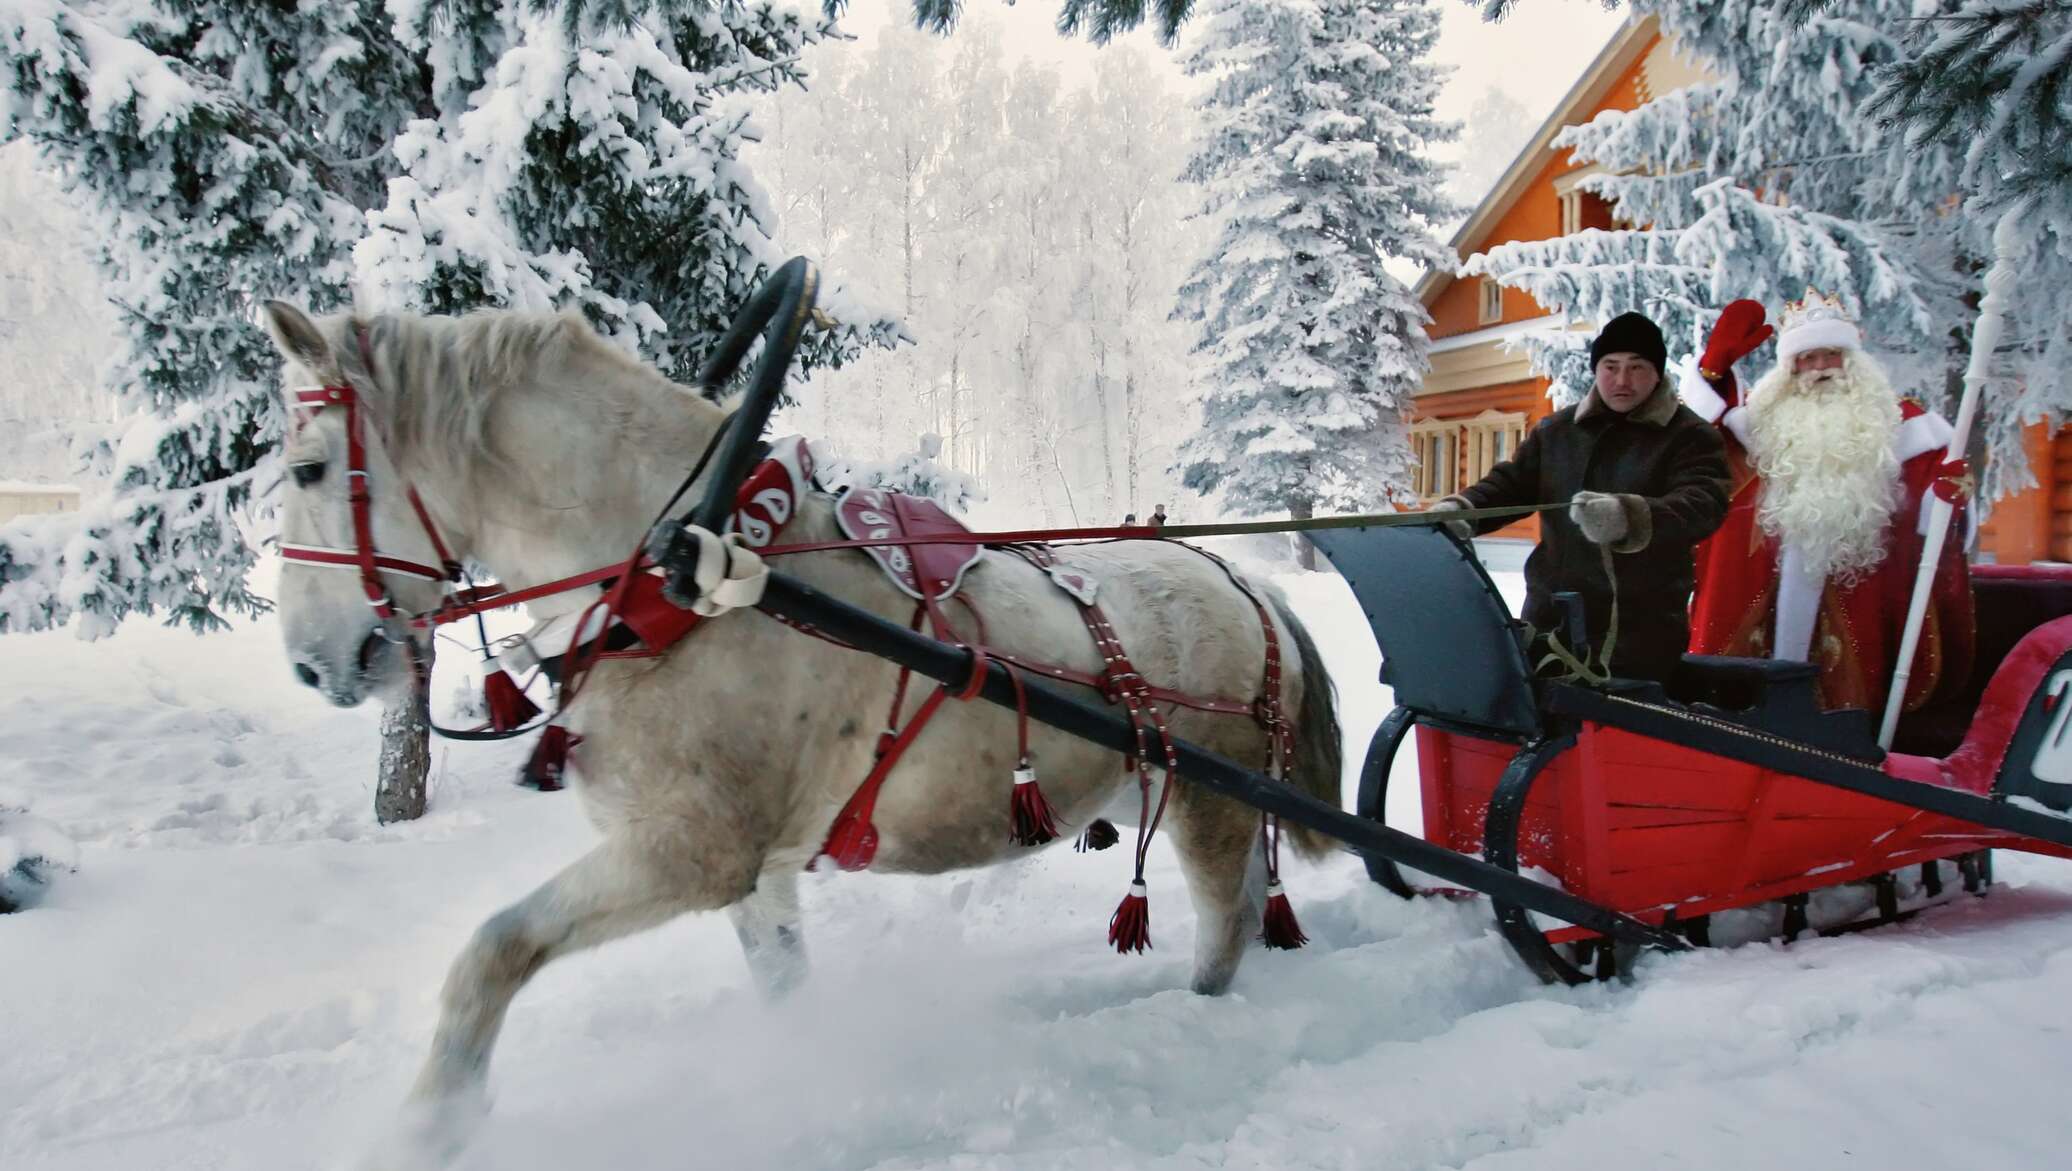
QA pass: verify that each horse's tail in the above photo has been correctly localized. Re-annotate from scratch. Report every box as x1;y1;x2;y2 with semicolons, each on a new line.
1267;590;1343;861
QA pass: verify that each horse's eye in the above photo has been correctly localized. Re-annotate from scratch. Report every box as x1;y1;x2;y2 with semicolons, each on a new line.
290;461;326;488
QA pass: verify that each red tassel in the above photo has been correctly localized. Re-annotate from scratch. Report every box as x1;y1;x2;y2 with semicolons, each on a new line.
819;813;880;872
1108;881;1151;954
519;723;577;792
1008;764;1060;846
1075;818;1120;852
1260;880;1307;950
483;662;541;733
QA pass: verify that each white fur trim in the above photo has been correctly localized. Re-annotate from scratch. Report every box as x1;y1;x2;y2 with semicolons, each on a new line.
1720;405;1752;449
1894;410;1955;463
1776;317;1861;363
1676;354;1727;423
1773;543;1823;662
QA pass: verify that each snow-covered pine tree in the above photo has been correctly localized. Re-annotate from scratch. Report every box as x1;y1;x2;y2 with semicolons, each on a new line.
1867;0;2072;488
0;0;895;637
1464;5;1956;401
0;2;395;636
1868;1;2072;238
357;2;898;381
1;0;894;819
1174;0;1458;566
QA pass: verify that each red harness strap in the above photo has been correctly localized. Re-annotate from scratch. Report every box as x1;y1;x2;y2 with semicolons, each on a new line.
1186;547;1309;948
818;598;979;871
999;544;1182;947
820;682;952;871
283;380;460;618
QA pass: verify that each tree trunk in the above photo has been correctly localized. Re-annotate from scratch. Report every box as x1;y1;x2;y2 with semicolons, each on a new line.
1291;495;1317;571
375;644;433;824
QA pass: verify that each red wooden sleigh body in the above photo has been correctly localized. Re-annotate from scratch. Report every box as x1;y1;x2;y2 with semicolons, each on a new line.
1329;524;2072;984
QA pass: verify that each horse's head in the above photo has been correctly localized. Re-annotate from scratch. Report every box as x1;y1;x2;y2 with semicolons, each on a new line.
262;301;455;707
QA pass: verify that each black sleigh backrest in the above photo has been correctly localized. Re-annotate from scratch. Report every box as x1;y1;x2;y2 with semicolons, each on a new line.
1306;525;1541;738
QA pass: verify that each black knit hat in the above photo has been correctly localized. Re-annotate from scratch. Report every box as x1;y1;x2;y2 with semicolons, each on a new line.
1589;312;1667;374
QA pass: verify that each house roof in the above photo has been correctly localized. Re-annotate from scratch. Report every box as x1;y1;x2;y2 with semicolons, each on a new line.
1416;16;1659;309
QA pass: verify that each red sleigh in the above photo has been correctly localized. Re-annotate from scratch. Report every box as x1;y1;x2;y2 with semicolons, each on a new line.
1325;524;2072;985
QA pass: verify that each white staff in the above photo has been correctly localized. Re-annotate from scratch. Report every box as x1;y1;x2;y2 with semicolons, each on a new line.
1879;212;2022;748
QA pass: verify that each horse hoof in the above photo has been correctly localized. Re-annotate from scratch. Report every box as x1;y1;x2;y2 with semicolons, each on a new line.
360;1087;489;1170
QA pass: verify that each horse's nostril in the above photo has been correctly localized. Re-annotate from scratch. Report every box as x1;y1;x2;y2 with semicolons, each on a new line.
294;662;320;688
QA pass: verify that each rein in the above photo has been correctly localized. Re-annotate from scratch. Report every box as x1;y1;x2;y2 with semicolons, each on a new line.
415;418;738;632
755;501;1565;559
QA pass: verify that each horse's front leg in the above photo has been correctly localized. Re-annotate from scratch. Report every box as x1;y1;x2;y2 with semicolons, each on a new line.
379;837;743;1166
727;862;807;999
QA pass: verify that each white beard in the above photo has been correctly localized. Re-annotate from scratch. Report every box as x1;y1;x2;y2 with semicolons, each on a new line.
1743;352;1904;583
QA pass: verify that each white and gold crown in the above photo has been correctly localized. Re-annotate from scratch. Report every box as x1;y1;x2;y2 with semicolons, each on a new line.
1776;287;1861;361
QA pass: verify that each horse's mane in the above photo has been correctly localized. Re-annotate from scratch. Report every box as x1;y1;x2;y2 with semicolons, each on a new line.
316;305;687;494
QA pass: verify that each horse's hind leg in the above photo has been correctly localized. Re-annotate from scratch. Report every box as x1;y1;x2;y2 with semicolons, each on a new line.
404;838;723;1124
727;863;806;999
1166;783;1269;996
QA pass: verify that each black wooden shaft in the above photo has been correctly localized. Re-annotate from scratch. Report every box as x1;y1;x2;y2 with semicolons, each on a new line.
759;573;1688;952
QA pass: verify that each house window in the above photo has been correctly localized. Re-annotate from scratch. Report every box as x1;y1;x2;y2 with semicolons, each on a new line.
1410;419;1461;501
1560;190;1582;236
1478;278;1503;325
1461;409;1528;485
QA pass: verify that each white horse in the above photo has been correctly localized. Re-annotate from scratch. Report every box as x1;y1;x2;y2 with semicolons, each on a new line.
260;301;1341;1155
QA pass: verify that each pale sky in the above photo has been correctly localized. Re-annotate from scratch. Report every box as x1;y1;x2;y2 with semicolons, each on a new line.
836;0;1630;160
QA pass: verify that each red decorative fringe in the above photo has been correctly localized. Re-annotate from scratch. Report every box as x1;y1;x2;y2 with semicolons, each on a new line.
1075;818;1120;852
483;665;541;733
1108;881;1152;954
1008;765;1060;846
519;723;577;792
1260;881;1307;950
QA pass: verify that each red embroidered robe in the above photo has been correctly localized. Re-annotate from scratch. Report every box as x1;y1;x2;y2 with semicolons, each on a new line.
1680;368;1975;716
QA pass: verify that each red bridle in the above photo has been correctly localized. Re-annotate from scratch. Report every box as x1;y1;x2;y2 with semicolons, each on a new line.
280;378;461;622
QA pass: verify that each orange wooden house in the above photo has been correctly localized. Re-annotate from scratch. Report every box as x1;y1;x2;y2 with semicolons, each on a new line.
1413;16;2064;563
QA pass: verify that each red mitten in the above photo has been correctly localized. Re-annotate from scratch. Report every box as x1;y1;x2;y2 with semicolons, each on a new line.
1698;299;1773;381
1932;457;1973;504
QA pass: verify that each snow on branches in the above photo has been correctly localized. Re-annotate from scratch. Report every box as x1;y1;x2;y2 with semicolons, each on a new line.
0;0;897;637
1469;0;2069;501
1174;0;1458;521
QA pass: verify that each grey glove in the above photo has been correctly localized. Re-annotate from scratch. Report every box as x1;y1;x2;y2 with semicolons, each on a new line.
1570;490;1649;551
1424;497;1474;541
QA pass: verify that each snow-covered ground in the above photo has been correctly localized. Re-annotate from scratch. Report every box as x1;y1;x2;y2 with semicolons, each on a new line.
4;564;2071;1170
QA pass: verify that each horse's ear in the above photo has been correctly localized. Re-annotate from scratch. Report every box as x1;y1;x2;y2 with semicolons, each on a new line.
260;300;333;375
